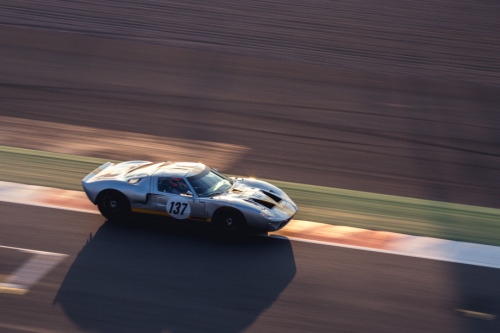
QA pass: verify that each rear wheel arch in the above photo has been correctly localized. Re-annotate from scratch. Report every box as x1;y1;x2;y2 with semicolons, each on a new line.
96;188;124;203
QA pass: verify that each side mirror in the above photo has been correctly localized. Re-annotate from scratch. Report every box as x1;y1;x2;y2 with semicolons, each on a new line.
181;191;193;197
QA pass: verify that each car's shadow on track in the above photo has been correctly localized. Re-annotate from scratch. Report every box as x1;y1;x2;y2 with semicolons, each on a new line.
54;216;296;333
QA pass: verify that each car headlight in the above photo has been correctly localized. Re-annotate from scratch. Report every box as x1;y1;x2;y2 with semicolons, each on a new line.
260;208;278;220
128;178;141;184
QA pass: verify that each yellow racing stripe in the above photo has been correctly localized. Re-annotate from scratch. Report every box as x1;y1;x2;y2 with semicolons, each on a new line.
131;207;170;216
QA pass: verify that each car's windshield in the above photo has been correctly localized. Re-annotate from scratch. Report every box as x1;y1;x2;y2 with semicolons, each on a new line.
187;169;233;197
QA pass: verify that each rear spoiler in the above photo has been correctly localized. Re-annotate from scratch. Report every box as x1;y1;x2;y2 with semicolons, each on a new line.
82;162;114;183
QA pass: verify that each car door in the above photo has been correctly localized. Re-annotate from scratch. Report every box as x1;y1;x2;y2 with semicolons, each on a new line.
152;176;207;222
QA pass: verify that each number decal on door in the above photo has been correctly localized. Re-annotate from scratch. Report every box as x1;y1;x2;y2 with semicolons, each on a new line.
166;197;191;219
169;202;187;215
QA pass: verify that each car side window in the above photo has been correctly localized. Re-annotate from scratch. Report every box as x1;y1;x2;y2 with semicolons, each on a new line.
157;177;190;195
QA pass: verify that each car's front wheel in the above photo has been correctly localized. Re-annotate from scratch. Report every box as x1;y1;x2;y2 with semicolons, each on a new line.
214;208;247;234
97;190;130;221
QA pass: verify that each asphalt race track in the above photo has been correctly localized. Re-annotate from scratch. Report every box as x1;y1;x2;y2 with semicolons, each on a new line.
1;1;500;332
0;202;499;333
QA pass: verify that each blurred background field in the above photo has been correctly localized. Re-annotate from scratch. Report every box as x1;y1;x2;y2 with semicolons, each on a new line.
2;0;500;211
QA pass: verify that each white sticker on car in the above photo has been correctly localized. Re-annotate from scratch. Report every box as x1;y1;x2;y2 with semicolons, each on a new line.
166;196;191;219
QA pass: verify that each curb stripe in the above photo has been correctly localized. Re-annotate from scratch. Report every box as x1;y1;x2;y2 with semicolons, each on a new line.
1;181;500;269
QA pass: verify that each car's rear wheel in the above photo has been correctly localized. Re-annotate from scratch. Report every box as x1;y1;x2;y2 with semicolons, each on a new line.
214;208;247;234
97;190;130;221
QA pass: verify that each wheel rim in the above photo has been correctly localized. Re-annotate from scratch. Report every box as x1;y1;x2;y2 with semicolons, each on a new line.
216;211;244;232
104;194;120;212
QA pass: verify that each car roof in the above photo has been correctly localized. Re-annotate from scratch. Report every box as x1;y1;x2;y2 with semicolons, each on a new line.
152;162;207;178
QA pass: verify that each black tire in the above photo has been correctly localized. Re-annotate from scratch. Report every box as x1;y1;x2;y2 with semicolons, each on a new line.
214;208;247;234
97;190;130;221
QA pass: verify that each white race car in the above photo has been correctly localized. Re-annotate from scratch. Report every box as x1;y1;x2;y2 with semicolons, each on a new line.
82;161;297;233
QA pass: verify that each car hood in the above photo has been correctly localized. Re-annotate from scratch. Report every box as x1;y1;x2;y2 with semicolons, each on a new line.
213;178;297;218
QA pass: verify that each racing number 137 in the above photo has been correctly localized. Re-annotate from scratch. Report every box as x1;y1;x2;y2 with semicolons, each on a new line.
169;201;187;215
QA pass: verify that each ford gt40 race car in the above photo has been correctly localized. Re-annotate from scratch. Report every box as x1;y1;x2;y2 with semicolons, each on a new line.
82;161;297;233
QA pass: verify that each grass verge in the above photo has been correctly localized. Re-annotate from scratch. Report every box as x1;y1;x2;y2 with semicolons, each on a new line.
2;145;500;246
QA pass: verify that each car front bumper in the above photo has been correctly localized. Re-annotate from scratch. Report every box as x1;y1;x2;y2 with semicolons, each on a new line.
268;216;293;231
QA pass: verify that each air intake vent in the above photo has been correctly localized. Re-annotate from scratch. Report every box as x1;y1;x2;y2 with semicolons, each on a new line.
251;199;275;209
261;190;282;203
